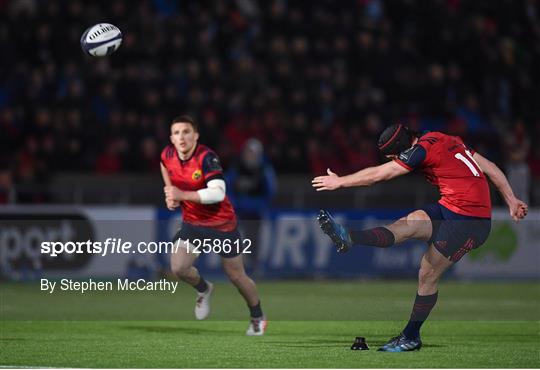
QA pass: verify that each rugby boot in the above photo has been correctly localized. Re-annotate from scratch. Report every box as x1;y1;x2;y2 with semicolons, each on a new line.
317;210;352;253
246;316;267;336
378;333;422;352
194;282;214;320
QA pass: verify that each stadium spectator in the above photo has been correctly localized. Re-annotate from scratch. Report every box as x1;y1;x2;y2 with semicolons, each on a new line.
227;138;276;213
226;138;277;271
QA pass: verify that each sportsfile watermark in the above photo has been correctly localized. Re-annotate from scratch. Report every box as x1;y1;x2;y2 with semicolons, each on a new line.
40;237;252;257
41;238;167;257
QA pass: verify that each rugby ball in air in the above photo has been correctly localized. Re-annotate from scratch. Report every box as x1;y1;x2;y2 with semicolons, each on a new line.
80;23;122;57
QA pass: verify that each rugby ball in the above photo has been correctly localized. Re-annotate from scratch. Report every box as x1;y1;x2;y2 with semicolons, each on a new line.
80;23;122;57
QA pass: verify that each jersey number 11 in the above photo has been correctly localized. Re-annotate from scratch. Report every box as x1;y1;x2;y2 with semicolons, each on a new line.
454;150;482;177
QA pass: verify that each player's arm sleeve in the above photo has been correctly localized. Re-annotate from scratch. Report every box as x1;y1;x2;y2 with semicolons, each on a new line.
202;152;224;183
160;151;166;165
160;146;173;165
394;145;427;171
197;179;226;204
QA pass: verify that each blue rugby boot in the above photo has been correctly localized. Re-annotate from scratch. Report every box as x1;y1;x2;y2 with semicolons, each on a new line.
317;210;352;253
377;333;422;352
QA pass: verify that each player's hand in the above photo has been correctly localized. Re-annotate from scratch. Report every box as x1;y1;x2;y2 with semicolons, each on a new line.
312;168;342;191
164;185;183;202
165;197;180;211
508;197;528;221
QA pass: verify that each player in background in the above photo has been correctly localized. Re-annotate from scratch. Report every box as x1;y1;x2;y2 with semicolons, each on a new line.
312;124;528;351
161;115;267;336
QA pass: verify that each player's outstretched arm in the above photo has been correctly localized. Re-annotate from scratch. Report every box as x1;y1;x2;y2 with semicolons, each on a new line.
312;161;410;191
473;152;528;221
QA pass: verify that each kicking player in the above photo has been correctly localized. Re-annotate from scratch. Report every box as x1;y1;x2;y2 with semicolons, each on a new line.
161;115;267;336
312;124;528;351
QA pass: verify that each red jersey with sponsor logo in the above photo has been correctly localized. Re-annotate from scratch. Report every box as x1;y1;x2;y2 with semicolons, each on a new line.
161;143;237;231
395;132;491;218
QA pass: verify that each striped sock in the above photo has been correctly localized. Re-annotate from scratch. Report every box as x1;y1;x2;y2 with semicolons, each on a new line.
351;227;395;247
402;292;438;339
248;301;263;318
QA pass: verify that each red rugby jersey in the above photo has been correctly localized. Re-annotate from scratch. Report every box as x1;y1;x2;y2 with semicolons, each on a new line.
161;143;237;231
395;132;492;218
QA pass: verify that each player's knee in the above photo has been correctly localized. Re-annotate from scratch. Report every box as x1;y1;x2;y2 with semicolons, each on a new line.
394;216;416;240
404;211;431;239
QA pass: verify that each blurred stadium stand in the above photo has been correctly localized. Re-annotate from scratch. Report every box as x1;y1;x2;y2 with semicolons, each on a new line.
1;0;539;205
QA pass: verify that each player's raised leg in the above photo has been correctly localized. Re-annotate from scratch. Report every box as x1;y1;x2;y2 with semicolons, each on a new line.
221;255;267;336
318;209;432;252
170;239;214;320
378;244;453;352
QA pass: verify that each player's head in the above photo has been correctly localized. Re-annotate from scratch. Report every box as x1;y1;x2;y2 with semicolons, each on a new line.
377;124;414;157
170;115;199;155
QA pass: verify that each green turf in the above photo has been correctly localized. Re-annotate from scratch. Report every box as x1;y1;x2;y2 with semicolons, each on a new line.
1;281;539;368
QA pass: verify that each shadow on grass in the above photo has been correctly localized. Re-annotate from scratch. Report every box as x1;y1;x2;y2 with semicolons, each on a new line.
367;342;444;349
265;339;351;349
265;339;444;349
118;324;241;335
117;324;354;338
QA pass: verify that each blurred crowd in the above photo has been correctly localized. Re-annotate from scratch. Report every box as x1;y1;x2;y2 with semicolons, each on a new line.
1;0;540;202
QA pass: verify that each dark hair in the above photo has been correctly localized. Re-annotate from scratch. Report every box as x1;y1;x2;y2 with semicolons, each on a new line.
171;115;198;132
377;124;415;155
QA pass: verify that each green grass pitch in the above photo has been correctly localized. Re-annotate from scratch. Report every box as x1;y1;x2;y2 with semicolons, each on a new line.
1;281;539;368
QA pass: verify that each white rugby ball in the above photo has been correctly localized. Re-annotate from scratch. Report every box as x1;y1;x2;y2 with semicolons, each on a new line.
80;23;122;57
